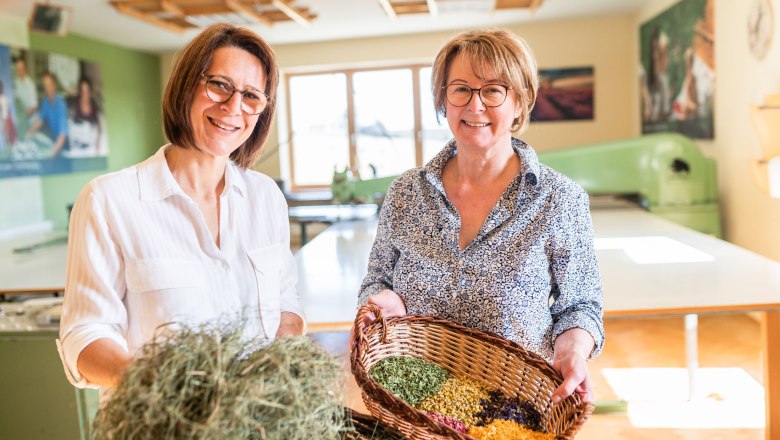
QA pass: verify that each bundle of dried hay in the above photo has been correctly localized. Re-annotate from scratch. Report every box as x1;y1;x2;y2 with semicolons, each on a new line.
92;323;345;439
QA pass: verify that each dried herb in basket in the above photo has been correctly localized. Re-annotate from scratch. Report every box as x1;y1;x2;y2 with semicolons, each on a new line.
368;356;450;406
476;390;545;432
469;419;555;440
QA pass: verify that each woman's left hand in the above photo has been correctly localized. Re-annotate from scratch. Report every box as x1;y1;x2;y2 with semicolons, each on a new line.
275;311;305;338
551;328;595;404
551;350;593;404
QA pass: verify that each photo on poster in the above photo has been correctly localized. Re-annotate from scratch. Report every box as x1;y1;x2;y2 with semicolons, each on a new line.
531;66;594;122
0;45;108;178
0;46;18;155
639;0;715;139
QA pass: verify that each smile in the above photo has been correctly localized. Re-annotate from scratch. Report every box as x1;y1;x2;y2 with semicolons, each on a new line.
209;117;239;132
463;121;489;127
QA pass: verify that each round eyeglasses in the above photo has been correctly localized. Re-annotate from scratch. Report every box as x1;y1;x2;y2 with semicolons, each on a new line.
202;74;270;115
445;83;510;108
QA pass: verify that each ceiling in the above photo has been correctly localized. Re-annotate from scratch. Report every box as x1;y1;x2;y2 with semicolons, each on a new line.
0;0;648;53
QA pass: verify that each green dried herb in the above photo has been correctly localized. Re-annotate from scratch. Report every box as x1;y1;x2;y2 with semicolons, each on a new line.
92;323;346;440
368;356;450;406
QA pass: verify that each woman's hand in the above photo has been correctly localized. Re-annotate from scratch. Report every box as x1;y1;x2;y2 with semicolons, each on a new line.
77;338;133;388
351;289;407;341
551;328;595;404
365;289;407;324
275;311;305;338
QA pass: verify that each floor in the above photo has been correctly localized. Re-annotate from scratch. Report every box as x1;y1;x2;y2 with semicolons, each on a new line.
309;313;765;440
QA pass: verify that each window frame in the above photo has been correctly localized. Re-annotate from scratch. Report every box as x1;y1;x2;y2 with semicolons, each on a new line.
284;63;433;191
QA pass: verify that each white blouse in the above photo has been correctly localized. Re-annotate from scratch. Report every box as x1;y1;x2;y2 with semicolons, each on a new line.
57;145;303;388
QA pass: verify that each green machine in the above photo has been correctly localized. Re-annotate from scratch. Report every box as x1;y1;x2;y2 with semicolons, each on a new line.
0;299;98;440
330;167;397;205
537;132;722;237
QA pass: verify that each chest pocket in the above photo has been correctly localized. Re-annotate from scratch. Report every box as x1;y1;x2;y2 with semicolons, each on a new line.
125;260;208;342
247;245;284;337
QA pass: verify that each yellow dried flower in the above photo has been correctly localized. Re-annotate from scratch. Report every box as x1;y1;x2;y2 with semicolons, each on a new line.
468;419;555;440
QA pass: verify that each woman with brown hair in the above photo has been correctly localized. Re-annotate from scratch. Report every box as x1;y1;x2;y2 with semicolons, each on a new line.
359;28;604;404
58;23;304;391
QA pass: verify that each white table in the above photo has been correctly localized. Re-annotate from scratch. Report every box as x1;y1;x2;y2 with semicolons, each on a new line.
296;208;780;440
288;204;378;245
0;233;68;295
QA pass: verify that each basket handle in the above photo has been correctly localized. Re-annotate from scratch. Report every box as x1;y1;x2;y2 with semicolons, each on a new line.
354;303;389;344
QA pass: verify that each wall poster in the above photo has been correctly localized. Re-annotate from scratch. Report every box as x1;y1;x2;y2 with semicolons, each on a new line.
0;45;108;178
531;66;594;122
640;0;715;139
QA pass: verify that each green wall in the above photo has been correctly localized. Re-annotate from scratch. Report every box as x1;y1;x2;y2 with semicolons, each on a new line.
29;32;164;230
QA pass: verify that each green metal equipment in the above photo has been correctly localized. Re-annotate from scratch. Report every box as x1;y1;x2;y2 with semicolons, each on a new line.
0;326;98;440
538;132;722;237
330;168;396;205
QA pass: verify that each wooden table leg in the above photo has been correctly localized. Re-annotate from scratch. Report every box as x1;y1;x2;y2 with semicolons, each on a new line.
763;310;780;440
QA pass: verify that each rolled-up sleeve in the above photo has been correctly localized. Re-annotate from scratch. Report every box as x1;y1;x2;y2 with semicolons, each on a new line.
57;184;128;388
549;188;605;359
358;181;400;306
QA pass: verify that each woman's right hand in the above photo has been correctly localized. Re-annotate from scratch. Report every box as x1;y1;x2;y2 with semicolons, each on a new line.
77;338;132;388
365;289;407;323
352;290;407;342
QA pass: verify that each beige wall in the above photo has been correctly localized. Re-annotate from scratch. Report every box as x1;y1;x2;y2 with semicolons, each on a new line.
639;0;780;261
259;15;637;179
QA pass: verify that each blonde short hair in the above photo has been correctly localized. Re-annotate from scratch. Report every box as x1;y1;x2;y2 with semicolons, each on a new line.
431;28;539;133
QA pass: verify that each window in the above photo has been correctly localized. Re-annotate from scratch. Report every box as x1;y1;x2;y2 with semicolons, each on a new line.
285;65;451;190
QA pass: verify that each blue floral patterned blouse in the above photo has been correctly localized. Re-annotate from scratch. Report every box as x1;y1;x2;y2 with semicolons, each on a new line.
358;137;604;361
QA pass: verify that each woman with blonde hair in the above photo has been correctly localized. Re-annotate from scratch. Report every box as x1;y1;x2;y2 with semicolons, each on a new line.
359;28;604;404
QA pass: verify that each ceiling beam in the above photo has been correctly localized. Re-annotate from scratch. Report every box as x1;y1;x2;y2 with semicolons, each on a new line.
172;3;234;16
160;0;185;17
262;9;315;22
271;0;312;26
378;0;397;20
225;0;274;26
111;1;191;33
426;0;438;17
112;0;318;32
393;2;429;15
494;0;544;10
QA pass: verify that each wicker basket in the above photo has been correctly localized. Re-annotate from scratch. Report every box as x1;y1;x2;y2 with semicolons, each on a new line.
350;304;593;440
344;407;405;440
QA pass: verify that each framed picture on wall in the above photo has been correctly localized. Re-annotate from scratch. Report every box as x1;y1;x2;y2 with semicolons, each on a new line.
29;2;72;37
639;0;715;139
531;66;594;122
0;44;109;179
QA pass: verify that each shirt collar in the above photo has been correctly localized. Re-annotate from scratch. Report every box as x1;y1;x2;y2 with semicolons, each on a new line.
137;145;247;201
224;158;247;198
422;137;542;194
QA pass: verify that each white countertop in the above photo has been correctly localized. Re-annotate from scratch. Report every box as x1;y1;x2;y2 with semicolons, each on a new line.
297;208;780;329
0;233;68;294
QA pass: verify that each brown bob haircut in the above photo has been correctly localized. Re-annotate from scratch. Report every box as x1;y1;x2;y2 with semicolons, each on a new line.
162;23;279;168
431;28;539;134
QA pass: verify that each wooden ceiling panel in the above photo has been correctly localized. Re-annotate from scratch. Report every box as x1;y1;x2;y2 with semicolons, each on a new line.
111;0;316;32
378;0;544;17
494;0;543;11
